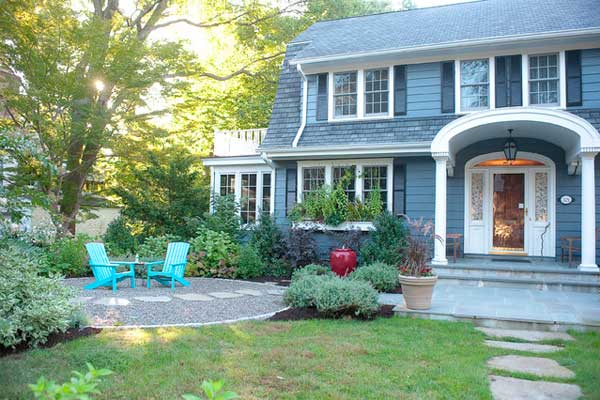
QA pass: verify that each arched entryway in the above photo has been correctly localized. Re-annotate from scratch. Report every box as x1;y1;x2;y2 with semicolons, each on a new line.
430;107;600;271
464;152;555;257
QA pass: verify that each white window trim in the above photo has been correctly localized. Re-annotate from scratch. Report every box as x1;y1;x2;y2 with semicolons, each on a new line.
328;67;394;122
527;52;564;108
209;165;274;225
296;158;394;212
456;57;492;114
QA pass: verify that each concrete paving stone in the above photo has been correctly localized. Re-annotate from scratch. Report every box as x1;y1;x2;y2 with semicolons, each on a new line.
208;291;244;299
378;293;403;305
76;296;94;302
484;340;563;353
133;296;171;303
235;289;264;297
93;297;130;306
477;327;575;341
174;293;213;301
266;289;285;295
487;355;575;378
489;375;582;400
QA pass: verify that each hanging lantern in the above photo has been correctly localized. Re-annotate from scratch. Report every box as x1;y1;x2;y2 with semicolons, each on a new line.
503;129;518;162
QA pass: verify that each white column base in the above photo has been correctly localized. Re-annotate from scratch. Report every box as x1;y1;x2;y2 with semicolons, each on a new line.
578;263;599;272
431;258;448;266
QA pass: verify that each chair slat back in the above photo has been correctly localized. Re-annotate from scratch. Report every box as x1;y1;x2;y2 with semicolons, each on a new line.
85;243;112;281
163;242;190;277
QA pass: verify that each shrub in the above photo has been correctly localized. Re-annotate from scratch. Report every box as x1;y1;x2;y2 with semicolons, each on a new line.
361;211;408;265
0;244;80;348
249;212;286;275
349;262;398;292
44;234;92;277
291;263;333;281
189;227;239;278
285;228;318;269
314;278;379;317
137;234;180;259
235;244;264;279
203;195;241;239
103;216;137;256
284;274;333;308
29;363;112;400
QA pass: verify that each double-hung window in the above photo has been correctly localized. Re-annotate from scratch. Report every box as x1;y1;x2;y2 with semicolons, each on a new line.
219;174;235;196
460;59;489;111
302;167;325;198
333;166;356;201
333;71;357;118
240;173;257;224
364;68;389;115
529;54;559;105
362;166;388;210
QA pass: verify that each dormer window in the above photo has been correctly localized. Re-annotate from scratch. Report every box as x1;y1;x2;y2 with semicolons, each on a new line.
529;54;559;106
364;68;389;115
460;59;489;111
333;71;357;118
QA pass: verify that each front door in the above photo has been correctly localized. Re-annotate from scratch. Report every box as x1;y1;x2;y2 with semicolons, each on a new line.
492;173;525;252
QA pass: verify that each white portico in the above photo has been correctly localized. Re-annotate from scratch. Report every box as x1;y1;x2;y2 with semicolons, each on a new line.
431;108;600;271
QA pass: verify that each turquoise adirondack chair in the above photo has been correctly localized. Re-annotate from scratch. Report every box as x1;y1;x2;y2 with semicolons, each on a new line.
146;242;190;290
84;243;136;292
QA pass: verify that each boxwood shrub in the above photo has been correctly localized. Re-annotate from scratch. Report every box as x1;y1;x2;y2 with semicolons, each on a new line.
284;274;333;308
0;244;81;348
349;262;399;292
291;263;333;281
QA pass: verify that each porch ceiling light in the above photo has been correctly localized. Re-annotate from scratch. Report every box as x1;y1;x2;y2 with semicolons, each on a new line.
503;129;518;162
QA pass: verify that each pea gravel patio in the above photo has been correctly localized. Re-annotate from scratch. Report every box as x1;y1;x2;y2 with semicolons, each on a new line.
64;278;287;328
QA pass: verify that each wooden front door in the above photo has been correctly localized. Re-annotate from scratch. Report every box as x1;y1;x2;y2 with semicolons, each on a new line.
492;173;525;251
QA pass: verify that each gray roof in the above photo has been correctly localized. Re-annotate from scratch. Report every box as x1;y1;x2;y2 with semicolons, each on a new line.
292;0;600;61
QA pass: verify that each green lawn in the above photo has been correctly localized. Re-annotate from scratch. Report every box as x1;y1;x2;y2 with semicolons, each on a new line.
1;318;598;399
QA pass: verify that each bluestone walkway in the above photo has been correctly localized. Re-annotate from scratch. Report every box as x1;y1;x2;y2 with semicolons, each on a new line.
380;282;600;331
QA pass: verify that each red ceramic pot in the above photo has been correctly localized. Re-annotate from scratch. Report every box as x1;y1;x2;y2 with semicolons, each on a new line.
330;248;357;277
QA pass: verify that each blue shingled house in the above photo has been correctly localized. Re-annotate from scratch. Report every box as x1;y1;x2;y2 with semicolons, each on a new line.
204;0;600;273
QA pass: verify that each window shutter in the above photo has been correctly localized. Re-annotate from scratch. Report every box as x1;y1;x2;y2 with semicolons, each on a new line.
441;61;455;113
509;55;522;106
495;55;522;108
316;73;328;121
495;56;508;108
393;164;406;216
566;50;582;107
394;65;407;116
285;168;297;215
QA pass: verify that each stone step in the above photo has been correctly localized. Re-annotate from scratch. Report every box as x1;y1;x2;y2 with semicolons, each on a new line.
437;273;600;293
434;263;599;283
477;327;575;341
484;340;563;353
487;355;575;378
489;375;582;400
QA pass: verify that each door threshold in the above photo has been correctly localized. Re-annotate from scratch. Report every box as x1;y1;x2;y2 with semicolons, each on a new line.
488;251;528;256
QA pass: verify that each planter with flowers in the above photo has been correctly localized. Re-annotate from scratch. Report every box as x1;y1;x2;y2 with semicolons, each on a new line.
398;217;441;310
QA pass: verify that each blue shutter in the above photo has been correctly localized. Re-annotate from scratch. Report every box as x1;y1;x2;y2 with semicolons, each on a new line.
393;65;407;116
566;50;582;107
393;164;406;216
441;61;454;113
495;55;522;107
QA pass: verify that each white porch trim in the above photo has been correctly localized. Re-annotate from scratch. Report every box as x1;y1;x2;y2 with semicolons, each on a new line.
432;152;449;265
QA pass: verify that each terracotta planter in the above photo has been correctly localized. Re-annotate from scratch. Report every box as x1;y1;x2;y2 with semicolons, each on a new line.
330;248;357;277
398;275;437;310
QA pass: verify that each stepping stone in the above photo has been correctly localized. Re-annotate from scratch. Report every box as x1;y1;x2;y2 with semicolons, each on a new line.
93;297;130;306
208;291;244;299
477;327;574;342
489;375;581;400
76;296;93;303
485;340;563;353
266;289;285;296
487;355;575;378
174;293;213;301
235;289;263;296
133;296;171;303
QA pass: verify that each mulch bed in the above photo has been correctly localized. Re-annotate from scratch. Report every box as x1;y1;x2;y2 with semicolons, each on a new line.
268;304;395;322
0;327;102;358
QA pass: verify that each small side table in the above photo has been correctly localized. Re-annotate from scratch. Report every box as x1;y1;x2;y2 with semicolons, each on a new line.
446;233;463;263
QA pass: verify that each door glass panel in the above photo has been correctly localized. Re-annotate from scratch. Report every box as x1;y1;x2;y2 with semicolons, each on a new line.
470;173;484;221
535;172;548;222
493;173;525;250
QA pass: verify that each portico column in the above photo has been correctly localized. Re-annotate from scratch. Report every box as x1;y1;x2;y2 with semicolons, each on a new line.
579;152;599;271
432;153;449;266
